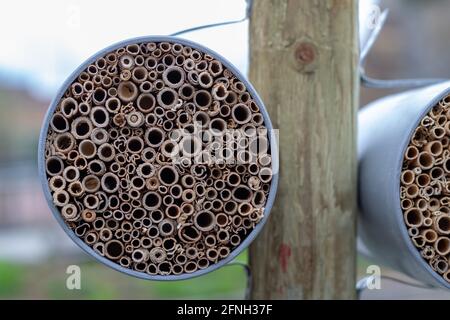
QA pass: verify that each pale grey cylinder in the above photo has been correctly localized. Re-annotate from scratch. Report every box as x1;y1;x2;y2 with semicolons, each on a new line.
358;81;450;289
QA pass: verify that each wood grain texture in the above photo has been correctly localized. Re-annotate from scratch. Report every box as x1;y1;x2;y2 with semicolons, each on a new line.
248;0;359;299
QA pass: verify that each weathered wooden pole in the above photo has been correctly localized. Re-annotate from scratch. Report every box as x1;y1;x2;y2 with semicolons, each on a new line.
248;0;359;299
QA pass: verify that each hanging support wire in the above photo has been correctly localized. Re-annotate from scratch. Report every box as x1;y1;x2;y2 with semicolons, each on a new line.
225;260;252;300
171;0;252;37
360;8;447;89
356;274;435;299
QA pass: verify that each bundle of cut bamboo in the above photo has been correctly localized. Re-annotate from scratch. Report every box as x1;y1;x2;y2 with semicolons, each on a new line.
44;40;273;276
401;96;450;282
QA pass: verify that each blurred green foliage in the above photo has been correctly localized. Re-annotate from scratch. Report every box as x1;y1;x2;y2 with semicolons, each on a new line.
0;252;247;299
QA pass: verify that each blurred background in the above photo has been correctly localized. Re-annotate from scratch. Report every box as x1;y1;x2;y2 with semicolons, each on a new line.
1;0;450;299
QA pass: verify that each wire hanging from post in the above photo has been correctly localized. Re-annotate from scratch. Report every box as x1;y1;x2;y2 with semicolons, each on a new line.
356;274;435;299
360;8;447;89
171;0;252;37
225;260;252;300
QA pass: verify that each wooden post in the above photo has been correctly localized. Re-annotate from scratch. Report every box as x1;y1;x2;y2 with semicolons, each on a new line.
248;0;359;299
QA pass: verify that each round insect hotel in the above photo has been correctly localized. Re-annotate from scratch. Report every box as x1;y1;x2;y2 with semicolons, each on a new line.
359;81;450;289
38;36;278;280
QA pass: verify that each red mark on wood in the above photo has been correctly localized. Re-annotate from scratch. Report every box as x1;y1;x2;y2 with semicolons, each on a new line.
279;243;291;272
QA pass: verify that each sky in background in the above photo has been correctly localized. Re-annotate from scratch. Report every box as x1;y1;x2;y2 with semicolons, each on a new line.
0;0;377;100
0;0;248;99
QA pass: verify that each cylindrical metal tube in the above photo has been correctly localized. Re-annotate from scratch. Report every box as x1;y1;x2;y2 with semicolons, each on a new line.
38;36;278;281
358;81;450;289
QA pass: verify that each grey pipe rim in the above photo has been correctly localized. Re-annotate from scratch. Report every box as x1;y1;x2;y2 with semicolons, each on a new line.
394;83;450;289
359;81;450;289
38;35;279;281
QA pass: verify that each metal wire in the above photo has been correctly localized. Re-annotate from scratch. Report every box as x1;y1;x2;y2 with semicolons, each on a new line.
360;7;447;89
225;261;252;300
356;274;435;299
171;0;252;37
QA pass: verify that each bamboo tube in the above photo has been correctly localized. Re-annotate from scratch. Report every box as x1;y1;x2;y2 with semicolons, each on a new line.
424;140;443;157
75;223;90;237
144;127;165;148
147;225;159;238
104;240;124;260
184;261;197;273
415;173;431;187
421;229;438;243
195;60;208;72
117;81;138;102
158;165;179;186
433;215;450;235
218;247;230;259
193;210;215;232
67;181;83;198
61;203;78;221
408;227;419;237
238;202;253;216
429;198;441;211
193;111;210;129
405;184;420;199
400;170;415;186
126;136;144;154
87;159;106;176
185;247;198;260
142;191;161;211
90;106;109;128
230;234;241;247
193;90;212;109
90;128;108;145
97;143;115;162
101;172;120;193
149;247;167;264
62;166;78;183
132;249;149;263
99;228;113;242
49;175;65;191
423;217;433;227
431;126;446;139
430;167;444;180
85;231;98;245
162;66;185;88
46;156;64;176
178;224;201;243
61;97;78;118
81;175;100;193
93;242;105;256
197;258;209;270
259;167;273;183
434;259;449;274
83;194;99;209
232;185;253;203
67;150;78;162
435;237;450;255
403;208;423;227
71;117;93;140
157;87;178;109
412;236;426;248
51;113;70;133
405;145;420;161
196;71;212;88
159;219;176;237
71;82;84;98
415;198;427;212
78;140;97;159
